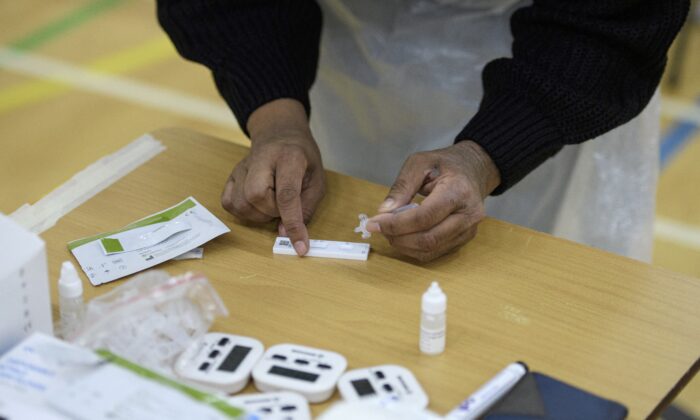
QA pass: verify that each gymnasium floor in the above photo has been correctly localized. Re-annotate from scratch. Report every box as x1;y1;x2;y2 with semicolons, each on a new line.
1;1;699;417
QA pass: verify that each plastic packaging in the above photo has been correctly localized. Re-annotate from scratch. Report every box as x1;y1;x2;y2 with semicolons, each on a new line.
420;281;446;355
354;204;419;239
310;0;658;262
58;261;84;340
71;270;228;374
354;214;371;239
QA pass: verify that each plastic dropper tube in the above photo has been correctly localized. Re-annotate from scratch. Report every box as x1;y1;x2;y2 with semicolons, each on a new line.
58;261;84;340
420;281;447;355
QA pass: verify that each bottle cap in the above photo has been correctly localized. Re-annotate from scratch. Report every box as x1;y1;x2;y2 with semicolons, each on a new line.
59;261;83;298
422;281;446;314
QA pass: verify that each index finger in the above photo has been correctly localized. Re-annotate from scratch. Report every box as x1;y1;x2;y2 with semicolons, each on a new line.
367;182;460;236
275;158;309;256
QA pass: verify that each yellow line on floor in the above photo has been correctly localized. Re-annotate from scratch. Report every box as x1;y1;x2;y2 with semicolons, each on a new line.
0;35;175;113
0;46;238;130
654;216;700;251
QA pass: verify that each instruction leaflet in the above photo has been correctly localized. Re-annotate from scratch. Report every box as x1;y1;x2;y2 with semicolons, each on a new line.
0;333;245;420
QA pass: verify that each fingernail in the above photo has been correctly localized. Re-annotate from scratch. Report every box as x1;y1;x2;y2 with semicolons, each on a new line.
366;221;381;233
278;223;287;236
293;241;307;256
378;198;395;212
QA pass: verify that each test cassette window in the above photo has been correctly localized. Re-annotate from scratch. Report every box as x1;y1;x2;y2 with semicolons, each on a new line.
351;379;376;396
269;366;320;383
217;345;252;372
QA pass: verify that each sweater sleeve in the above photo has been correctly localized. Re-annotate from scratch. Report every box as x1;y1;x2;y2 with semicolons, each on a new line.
456;0;689;194
156;0;323;135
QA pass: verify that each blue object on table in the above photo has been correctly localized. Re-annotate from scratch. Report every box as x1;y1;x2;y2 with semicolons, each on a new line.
484;371;628;420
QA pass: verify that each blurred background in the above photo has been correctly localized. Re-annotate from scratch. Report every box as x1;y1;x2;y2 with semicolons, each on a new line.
1;1;698;417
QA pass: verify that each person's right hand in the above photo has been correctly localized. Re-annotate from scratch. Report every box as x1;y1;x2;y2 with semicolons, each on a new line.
221;99;325;256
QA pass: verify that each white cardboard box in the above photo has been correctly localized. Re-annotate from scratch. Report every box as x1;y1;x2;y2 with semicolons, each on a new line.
0;214;53;354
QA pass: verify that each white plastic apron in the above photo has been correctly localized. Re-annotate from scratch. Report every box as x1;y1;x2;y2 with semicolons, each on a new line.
309;0;659;262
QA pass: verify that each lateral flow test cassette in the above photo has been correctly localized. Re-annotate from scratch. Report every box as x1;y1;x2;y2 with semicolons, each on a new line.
252;343;348;403
174;332;264;394
229;391;311;420
337;364;429;409
273;237;370;261
273;202;420;259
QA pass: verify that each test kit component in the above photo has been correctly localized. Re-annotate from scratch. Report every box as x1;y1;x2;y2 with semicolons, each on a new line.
174;332;264;394
420;281;446;355
0;214;53;354
273;237;370;261
252;343;348;403
229;391;311;420
354;214;371;239
337;364;429;409
57;261;84;340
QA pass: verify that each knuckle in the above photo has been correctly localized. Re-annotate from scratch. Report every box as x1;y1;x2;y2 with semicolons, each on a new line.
221;195;235;212
389;178;411;195
473;207;485;223
282;145;308;163
382;219;397;235
415;207;438;227
416;232;439;251
468;203;486;223
244;185;267;205
231;199;250;218
223;200;249;221
448;193;465;211
454;180;474;200
277;186;300;206
283;220;305;235
301;207;315;224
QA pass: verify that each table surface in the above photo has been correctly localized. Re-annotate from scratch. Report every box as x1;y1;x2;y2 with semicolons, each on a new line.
40;127;700;419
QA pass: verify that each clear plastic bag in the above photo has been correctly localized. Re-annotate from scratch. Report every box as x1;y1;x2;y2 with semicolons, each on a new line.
72;270;228;374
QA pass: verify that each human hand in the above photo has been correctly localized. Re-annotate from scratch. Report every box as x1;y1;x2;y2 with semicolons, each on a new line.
366;141;500;262
221;99;325;256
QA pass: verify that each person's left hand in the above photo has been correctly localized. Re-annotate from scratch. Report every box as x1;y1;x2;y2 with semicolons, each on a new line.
365;141;500;262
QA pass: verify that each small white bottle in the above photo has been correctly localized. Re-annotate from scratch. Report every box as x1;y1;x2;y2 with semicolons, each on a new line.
420;281;447;355
58;261;84;340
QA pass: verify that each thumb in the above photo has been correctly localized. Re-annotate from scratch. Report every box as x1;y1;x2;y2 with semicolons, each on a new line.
379;156;429;213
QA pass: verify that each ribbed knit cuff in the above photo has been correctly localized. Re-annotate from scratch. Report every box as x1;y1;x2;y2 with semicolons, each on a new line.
214;69;311;137
157;0;322;138
455;91;563;195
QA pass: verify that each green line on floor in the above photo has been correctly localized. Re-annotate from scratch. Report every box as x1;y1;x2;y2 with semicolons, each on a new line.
10;0;124;51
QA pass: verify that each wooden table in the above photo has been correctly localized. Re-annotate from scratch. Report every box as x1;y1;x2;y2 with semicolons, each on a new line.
40;128;700;419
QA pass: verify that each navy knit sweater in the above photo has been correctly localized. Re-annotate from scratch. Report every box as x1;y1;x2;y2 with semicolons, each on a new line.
157;0;688;194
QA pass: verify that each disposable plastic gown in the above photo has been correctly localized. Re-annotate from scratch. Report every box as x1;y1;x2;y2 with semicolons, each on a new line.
309;0;659;261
